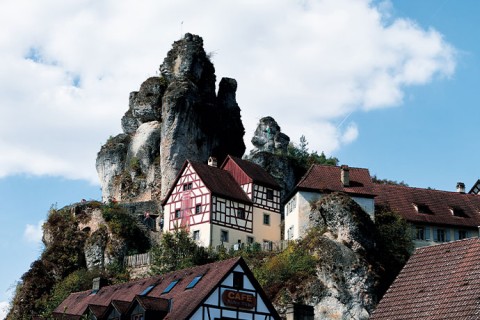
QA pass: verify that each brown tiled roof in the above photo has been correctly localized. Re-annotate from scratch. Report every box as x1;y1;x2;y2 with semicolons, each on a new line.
296;164;375;197
110;300;130;313
162;160;252;205
224;155;280;189
87;304;108;317
374;184;480;228
54;258;241;319
189;161;252;203
371;238;480;320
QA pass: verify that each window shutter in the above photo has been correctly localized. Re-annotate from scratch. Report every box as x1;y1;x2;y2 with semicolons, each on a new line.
454;230;459;241
425;227;430;240
466;230;470;238
433;227;437;241
446;229;451;241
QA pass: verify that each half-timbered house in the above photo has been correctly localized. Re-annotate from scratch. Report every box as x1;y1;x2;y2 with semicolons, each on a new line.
162;156;281;248
53;257;280;320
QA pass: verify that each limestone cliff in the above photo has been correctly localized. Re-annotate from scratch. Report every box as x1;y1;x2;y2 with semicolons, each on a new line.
96;33;245;202
272;193;379;319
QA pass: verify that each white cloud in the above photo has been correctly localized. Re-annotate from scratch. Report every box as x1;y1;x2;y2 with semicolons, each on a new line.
0;300;9;319
0;0;456;182
23;220;44;244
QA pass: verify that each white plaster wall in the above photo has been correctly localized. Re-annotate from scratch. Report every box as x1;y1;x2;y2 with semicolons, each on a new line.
189;223;212;247
284;191;321;240
351;196;375;219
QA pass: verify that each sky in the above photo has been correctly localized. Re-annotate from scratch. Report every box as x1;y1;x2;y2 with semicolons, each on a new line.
0;0;478;316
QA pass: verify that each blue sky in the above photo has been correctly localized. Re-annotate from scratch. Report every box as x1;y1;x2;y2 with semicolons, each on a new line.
0;0;478;316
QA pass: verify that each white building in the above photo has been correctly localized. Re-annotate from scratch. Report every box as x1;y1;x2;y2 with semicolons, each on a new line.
284;164;375;240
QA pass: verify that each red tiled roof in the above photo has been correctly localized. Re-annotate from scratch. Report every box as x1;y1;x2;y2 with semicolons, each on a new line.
189;161;253;204
371;238;480;320
296;164;375;197
54;258;241;319
224;155;280;189
374;184;480;228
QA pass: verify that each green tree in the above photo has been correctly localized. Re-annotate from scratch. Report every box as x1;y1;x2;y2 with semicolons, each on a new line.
150;228;217;274
375;207;414;296
287;136;338;174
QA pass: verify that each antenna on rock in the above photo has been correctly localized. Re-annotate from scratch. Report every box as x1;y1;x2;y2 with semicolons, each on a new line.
180;21;184;37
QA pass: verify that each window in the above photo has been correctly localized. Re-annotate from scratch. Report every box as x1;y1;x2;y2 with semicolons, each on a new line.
139;285;155;296
162;280;179;294
414;203;432;214
186;275;203;289
175;209;181;218
183;182;192;191
263;213;270;225
286;197;296;215
132;314;144;320
436;229;446;242
247;236;254;244
195;204;201;214
193;230;200;241
287;226;294;240
233;272;244;289
451;207;467;217
458;230;468;240
266;189;274;200
221;230;229;243
415;226;425;240
237;207;245;219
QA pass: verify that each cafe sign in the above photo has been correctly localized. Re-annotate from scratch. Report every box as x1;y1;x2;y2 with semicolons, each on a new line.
222;290;256;310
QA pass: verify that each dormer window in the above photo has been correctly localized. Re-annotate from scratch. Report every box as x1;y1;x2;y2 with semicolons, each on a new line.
451;207;467;217
414;203;432;214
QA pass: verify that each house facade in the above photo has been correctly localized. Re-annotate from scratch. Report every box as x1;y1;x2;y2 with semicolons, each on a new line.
162;156;281;248
53;257;280;320
374;183;480;248
284;164;375;240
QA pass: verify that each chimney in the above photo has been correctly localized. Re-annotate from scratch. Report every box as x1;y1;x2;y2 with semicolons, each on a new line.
208;156;217;167
341;165;350;187
92;277;107;293
457;182;465;193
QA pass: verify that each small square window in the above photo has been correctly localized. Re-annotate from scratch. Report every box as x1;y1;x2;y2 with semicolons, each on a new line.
233;272;244;289
221;230;229;243
247;236;254;244
183;183;192;191
266;189;274;200
193;230;200;240
237;208;245;219
175;209;181;218
458;230;467;239
263;213;270;225
195;204;201;214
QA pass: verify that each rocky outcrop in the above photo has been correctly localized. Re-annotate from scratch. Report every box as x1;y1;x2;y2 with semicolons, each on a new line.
248;117;298;201
251;116;290;154
304;193;378;319
96;33;246;202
